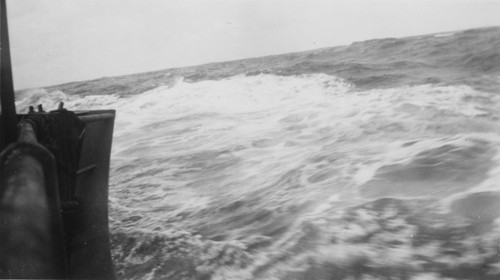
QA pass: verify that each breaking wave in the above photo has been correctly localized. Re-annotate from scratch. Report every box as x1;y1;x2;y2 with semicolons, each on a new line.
15;73;500;279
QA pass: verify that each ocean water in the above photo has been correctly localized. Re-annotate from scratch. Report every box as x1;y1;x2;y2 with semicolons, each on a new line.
16;71;500;279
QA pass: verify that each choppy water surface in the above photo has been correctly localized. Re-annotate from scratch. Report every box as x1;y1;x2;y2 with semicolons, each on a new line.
18;73;500;279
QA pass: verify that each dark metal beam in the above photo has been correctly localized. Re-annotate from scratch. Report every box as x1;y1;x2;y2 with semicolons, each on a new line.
1;0;17;147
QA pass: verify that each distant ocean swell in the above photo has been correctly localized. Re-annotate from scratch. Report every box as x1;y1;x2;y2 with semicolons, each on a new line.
15;73;500;279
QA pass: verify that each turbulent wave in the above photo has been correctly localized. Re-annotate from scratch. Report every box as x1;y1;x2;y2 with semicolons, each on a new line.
16;72;500;279
13;26;500;280
42;26;500;97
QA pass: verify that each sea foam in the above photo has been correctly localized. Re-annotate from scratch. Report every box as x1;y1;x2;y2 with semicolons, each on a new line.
15;73;500;279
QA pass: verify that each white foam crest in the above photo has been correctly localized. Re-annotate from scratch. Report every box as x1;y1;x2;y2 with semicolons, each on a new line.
15;88;121;112
113;74;349;118
110;74;351;156
103;73;500;279
110;75;500;203
69;94;121;109
448;133;500;196
15;89;69;113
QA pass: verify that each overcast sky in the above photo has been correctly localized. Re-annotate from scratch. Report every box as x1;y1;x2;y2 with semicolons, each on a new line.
7;0;500;89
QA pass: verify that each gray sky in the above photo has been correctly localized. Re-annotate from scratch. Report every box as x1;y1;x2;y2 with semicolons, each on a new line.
8;0;500;90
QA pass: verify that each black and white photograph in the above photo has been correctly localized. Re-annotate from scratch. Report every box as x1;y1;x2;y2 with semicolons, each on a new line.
1;0;500;279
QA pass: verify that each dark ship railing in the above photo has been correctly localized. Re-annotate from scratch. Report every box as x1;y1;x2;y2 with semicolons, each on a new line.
0;0;116;278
